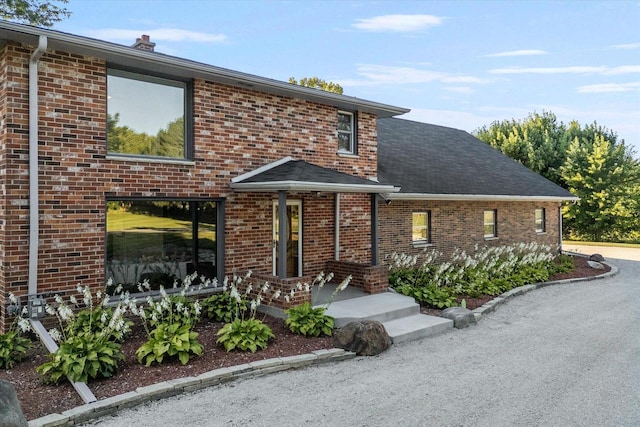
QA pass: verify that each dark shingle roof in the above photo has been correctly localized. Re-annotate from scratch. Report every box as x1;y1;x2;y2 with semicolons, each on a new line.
377;118;576;199
231;158;397;193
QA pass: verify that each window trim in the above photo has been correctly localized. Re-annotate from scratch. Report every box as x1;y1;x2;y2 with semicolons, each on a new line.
337;110;357;154
106;67;194;160
483;209;498;239
535;208;546;234
412;211;431;245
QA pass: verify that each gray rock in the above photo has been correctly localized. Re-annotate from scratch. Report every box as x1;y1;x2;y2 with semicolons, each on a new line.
589;253;605;262
333;320;392;356
440;307;477;329
587;260;605;270
0;380;28;427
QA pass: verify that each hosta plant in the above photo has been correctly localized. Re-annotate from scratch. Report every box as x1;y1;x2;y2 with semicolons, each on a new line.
0;294;32;369
216;317;274;353
285;302;334;337
201;291;247;323
37;336;123;384
136;322;203;366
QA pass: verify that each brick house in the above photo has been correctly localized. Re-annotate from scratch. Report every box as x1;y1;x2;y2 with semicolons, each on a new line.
0;21;409;331
376;118;578;263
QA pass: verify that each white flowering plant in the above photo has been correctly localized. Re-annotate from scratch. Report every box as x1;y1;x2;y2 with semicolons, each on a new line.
388;243;563;308
133;272;211;366
284;272;351;337
0;293;33;369
36;284;130;384
215;271;279;352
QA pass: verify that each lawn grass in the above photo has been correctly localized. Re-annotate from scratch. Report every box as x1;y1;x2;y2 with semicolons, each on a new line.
564;240;640;249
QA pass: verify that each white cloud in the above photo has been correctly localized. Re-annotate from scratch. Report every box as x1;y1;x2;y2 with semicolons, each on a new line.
85;28;227;43
612;43;640;50
577;82;640;93
352;14;443;32
490;65;640;75
443;86;475;94
485;49;548;57
339;64;487;86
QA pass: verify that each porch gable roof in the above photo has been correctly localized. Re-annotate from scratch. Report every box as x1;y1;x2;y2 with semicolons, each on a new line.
230;157;400;193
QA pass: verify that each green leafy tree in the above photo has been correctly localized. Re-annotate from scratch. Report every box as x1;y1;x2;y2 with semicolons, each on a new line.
289;76;343;94
474;111;569;185
1;0;71;27
154;117;185;158
560;125;640;241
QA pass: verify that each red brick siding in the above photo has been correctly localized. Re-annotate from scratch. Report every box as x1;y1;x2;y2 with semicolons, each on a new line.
379;200;562;263
0;43;377;330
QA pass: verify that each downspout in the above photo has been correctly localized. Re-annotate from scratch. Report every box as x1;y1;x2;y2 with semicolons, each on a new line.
28;35;47;295
334;193;340;260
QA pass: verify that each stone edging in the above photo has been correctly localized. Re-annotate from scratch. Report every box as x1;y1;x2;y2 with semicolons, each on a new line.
28;349;356;427
471;260;619;320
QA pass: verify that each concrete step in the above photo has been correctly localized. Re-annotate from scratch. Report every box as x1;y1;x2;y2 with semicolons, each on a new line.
383;314;453;345
323;292;420;328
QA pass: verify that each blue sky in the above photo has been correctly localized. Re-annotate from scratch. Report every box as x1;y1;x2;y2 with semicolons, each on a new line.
55;0;640;155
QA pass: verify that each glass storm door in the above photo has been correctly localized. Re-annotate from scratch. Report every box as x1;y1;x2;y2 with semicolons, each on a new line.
273;200;302;277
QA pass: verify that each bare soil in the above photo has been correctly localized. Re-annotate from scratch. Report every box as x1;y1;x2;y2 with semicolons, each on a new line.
0;256;610;421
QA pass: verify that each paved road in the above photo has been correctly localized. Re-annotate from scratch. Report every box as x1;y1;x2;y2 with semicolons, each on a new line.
90;250;640;427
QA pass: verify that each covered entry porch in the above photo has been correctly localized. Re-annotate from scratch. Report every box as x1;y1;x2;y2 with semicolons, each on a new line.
230;157;399;309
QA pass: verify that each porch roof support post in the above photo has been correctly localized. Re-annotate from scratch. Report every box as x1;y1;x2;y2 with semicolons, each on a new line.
277;190;287;279
371;193;379;266
334;193;340;260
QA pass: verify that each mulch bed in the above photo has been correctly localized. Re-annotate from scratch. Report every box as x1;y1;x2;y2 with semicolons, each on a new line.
0;255;610;421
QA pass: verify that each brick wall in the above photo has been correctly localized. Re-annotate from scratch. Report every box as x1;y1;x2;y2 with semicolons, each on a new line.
379;200;563;264
0;43;377;330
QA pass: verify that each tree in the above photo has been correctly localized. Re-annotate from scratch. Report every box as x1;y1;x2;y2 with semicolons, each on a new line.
474;111;569;185
560;125;640;241
1;0;71;27
289;77;343;94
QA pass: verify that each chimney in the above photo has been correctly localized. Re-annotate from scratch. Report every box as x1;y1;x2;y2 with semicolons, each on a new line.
131;34;155;52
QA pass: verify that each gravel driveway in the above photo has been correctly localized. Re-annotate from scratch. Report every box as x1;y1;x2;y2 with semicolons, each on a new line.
89;249;640;427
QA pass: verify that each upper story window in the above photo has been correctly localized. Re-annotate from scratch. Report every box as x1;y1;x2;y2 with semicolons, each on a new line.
412;211;431;244
337;111;357;154
484;209;498;238
107;68;192;159
535;208;546;233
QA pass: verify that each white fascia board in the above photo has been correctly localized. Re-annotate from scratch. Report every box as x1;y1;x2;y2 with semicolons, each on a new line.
231;157;294;183
230;181;400;193
386;193;580;202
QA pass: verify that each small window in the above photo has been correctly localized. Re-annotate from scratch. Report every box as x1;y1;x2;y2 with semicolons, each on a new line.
337;111;356;154
535;208;546;233
412;211;431;244
484;210;497;238
107;68;191;159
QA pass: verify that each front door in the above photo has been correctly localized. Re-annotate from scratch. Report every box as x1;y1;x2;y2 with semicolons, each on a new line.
273;200;302;277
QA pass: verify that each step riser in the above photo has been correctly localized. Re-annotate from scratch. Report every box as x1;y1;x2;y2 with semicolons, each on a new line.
332;304;419;328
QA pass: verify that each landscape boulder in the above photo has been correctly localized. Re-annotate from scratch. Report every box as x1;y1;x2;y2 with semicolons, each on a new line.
589;253;605;262
440;307;477;329
0;380;28;427
587;260;605;270
333;320;391;356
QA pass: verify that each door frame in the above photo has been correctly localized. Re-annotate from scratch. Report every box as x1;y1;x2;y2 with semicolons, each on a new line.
272;199;303;277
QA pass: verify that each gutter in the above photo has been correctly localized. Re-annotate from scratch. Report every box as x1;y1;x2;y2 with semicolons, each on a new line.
383;193;580;202
28;35;47;296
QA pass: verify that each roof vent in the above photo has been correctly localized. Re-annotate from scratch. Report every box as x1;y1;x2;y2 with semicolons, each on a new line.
131;34;155;52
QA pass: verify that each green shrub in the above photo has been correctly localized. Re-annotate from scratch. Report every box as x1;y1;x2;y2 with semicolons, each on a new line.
285;302;334;337
37;336;123;384
396;284;458;309
136;322;203;366
201;292;247;323
550;254;575;275
216;318;274;353
0;330;31;370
